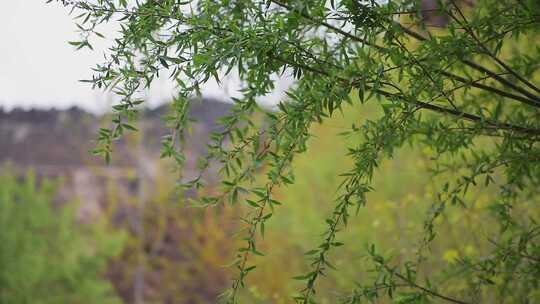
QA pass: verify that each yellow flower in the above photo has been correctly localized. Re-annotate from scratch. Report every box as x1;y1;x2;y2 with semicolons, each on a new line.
443;249;459;263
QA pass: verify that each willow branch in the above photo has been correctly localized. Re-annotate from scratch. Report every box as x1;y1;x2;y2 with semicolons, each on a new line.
398;24;540;103
447;1;540;95
269;0;540;108
388;268;472;304
270;53;540;137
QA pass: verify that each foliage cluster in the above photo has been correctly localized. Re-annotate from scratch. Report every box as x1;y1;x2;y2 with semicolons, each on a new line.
53;0;540;303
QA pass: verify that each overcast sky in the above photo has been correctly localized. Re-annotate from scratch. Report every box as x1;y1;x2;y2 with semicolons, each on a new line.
0;2;289;113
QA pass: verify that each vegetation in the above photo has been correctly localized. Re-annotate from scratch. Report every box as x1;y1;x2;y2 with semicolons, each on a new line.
53;0;540;303
0;171;125;304
108;169;239;303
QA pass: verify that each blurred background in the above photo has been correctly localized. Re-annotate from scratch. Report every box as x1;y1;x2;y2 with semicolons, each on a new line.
1;1;536;304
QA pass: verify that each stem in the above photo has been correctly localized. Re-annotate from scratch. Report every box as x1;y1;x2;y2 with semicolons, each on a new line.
390;269;472;304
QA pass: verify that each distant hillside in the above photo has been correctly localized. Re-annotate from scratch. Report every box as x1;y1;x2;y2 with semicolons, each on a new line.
0;99;230;168
0;99;231;219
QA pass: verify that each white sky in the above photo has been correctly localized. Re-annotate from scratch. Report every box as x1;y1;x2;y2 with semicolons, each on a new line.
0;2;289;113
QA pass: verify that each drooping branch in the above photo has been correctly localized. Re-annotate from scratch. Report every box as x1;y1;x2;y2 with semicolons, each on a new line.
269;52;540;137
446;1;540;95
398;24;540;103
269;0;540;108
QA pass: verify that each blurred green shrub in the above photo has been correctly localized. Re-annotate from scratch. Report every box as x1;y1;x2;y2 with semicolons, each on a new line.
0;171;125;304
